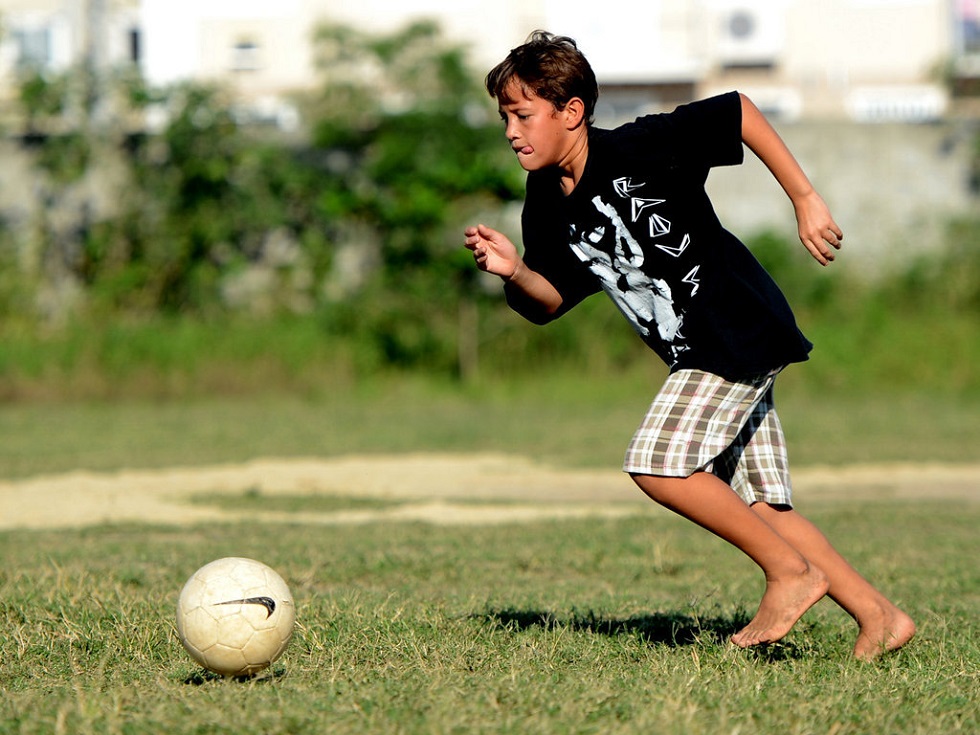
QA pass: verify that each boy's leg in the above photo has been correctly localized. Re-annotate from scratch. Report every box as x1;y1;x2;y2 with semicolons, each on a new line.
626;369;829;647
631;471;829;647
750;502;916;660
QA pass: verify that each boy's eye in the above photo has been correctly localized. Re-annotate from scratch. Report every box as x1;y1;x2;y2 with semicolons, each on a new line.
499;111;530;123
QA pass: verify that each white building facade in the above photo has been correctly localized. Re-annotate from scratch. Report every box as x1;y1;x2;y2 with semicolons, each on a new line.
0;0;976;120
0;0;140;89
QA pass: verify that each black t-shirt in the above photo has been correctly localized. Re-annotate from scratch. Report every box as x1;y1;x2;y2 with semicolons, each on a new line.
520;91;812;381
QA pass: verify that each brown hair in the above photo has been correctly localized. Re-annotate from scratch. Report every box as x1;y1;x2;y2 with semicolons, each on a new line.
485;31;598;126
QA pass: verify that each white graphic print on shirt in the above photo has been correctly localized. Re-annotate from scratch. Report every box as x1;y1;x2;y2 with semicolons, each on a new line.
568;177;696;365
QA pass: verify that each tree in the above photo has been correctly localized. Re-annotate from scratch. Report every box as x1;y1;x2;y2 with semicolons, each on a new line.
83;80;332;316
306;20;523;375
3;19;524;379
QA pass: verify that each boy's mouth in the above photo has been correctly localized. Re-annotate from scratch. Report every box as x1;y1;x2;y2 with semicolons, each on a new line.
515;145;533;156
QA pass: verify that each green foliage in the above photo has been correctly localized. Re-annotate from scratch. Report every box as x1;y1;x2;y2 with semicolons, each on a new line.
0;218;32;326
872;216;980;314
305;20;523;371
64;80;339;317
744;230;842;312
18;70;68;126
102;84;290;312
741;227;980;396
17;74;89;188
5;20;523;379
744;221;980;319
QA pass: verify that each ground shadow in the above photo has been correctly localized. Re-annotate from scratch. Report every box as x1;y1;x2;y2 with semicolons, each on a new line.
476;607;802;661
181;664;288;685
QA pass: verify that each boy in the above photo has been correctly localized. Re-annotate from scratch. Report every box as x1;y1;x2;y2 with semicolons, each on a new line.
464;31;915;659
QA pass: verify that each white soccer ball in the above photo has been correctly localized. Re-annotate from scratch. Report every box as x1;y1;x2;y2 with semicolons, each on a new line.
176;557;296;677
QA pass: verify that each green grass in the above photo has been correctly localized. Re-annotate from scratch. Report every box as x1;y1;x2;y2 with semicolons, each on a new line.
0;371;976;479
1;501;977;734
0;294;974;476
0;304;976;733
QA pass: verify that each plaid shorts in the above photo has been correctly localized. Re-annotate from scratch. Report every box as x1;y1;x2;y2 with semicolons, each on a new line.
622;368;793;506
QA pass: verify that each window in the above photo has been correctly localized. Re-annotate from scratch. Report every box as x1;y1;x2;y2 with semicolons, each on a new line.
231;39;261;72
129;27;141;64
12;26;52;70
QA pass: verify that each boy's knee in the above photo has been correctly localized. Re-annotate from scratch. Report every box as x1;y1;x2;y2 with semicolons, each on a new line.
751;501;794;517
630;472;696;501
631;472;663;500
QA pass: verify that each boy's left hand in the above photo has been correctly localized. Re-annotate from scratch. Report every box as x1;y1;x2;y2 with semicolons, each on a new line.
794;191;843;266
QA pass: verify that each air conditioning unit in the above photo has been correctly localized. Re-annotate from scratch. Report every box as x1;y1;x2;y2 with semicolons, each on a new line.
715;5;785;68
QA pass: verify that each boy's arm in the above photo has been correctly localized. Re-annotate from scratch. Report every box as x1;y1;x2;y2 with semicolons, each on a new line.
739;93;843;266
464;224;564;324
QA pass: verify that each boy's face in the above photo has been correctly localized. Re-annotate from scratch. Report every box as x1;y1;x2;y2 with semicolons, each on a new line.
497;79;582;173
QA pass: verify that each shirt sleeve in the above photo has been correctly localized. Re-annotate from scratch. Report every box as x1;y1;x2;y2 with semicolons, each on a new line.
520;176;601;316
630;91;745;170
674;91;744;167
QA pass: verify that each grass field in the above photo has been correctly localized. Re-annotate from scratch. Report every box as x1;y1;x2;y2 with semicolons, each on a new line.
0;371;977;478
1;500;977;734
0;368;977;733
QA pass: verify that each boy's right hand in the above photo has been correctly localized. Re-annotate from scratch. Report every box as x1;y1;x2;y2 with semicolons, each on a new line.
464;224;520;280
793;191;843;266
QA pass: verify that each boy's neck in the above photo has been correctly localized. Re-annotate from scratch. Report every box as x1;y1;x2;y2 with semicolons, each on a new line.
558;133;590;196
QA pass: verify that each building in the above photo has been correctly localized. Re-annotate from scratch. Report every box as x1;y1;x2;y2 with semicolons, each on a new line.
0;0;977;123
0;0;140;91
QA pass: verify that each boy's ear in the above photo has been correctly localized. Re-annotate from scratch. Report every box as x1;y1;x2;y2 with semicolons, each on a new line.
563;97;586;129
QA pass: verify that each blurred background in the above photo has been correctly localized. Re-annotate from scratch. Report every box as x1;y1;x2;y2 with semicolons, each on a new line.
0;0;976;407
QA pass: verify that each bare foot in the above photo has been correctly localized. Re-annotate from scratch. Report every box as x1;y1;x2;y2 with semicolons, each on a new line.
853;604;916;661
731;564;829;648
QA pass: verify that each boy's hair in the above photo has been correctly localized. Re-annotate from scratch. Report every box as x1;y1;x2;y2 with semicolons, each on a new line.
485;30;598;126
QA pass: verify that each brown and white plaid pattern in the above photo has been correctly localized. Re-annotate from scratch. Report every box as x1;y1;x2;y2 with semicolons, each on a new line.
623;368;793;506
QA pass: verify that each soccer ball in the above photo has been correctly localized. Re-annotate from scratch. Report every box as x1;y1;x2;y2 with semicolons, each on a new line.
176;557;296;677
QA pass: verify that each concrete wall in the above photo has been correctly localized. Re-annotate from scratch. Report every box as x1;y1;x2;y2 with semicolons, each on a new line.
706;121;978;277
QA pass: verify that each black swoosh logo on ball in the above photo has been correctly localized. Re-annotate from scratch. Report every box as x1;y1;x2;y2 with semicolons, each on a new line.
215;596;277;618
